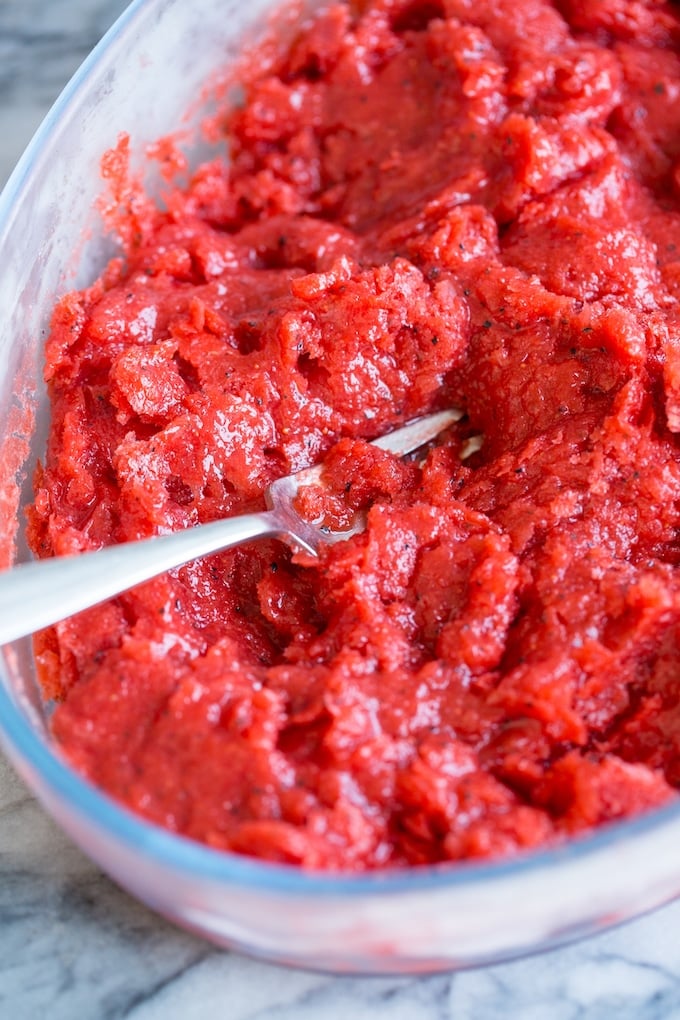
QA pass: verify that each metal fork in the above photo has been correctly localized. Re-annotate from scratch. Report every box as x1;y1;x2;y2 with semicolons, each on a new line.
0;409;461;645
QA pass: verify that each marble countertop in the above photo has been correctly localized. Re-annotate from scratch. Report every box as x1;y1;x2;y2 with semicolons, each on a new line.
2;2;680;1017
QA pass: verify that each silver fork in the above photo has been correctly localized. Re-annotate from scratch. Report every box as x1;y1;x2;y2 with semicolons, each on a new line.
0;409;461;645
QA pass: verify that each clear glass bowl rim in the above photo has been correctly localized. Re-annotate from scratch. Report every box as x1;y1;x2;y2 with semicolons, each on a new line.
1;0;680;901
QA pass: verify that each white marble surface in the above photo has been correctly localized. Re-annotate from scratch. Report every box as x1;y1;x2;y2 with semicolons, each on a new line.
3;1;680;1017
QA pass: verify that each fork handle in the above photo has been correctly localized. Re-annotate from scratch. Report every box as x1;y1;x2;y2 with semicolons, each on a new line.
0;510;282;645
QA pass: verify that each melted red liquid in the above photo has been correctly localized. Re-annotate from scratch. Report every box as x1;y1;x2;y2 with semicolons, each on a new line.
29;0;680;868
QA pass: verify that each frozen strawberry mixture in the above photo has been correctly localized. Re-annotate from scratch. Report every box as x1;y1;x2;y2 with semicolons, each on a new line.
28;0;680;868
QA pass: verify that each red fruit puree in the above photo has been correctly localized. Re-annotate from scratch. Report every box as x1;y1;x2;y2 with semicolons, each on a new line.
28;0;680;869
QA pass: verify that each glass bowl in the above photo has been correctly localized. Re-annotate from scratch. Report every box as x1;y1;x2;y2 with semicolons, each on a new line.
2;0;680;975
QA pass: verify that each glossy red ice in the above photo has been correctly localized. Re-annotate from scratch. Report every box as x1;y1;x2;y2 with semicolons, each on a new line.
28;0;680;869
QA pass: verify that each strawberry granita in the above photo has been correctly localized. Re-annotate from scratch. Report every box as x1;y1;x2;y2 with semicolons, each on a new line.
29;0;680;868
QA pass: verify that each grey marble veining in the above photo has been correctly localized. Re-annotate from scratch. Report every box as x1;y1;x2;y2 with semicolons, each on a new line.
3;1;680;1017
0;0;129;184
